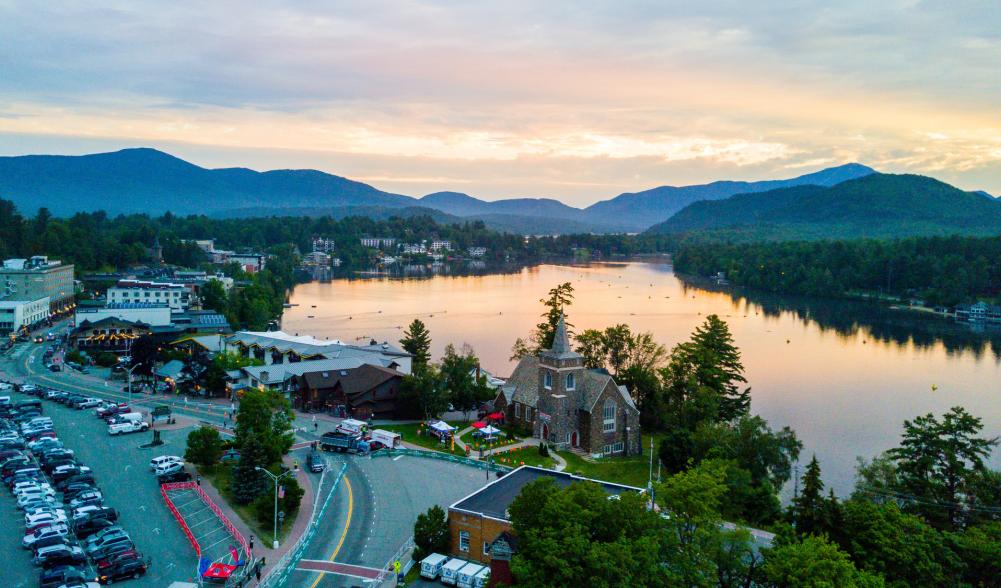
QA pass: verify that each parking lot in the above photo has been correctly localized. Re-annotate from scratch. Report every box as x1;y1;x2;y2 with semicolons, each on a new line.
4;385;201;587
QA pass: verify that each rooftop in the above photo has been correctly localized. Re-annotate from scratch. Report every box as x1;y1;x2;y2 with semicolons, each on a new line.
450;465;643;522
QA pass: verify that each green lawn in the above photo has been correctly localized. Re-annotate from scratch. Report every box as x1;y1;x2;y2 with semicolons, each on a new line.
489;445;556;469
378;422;468;456
555;432;665;489
197;464;295;546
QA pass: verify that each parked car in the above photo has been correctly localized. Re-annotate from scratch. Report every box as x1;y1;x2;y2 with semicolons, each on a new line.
38;564;90;588
96;555;148;584
74;517;116;539
149;455;182;471
153;461;183;476
107;421;148;435
22;523;70;548
157;470;193;484
33;544;86;568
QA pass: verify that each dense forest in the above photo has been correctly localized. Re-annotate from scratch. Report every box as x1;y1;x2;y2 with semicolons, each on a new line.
674;235;1001;306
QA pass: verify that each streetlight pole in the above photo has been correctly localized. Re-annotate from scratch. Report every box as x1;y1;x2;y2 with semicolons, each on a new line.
255;466;295;549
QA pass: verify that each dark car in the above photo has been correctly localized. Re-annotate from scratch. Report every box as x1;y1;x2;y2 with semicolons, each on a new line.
34;544;86;568
38;564;88;588
157;470;192;484
56;473;95;490
73;506;118;525
31;534;72;553
74;516;115;539
89;538;135;561
307;450;324;473
97;556;148;584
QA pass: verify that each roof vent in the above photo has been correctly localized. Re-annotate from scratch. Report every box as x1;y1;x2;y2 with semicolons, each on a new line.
340;370;348;376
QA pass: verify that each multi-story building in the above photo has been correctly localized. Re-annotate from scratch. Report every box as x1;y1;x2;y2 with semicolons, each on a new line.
0;297;50;334
360;237;396;249
107;279;190;312
312;238;336;253
0;256;75;312
402;243;427;254
75;302;172;327
228;253;266;273
430;239;452;252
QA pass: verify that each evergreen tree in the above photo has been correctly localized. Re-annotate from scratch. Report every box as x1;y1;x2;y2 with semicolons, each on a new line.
231;440;269;505
791;455;826;536
413;505;450;561
535;282;574;351
400;319;432;372
184;426;223;467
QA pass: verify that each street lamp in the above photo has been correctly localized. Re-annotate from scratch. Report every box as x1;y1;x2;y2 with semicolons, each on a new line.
255;466;295;549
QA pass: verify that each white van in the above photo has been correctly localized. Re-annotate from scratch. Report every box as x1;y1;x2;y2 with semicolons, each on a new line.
420;553;448;579
369;429;402;449
456;563;487;588
440;558;467;586
335;418;367;437
110;412;144;425
108;421;148;435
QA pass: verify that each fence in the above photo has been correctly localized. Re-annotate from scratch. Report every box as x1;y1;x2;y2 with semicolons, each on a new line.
161;482;201;555
160;481;252;561
369;447;514;473
258;462;348;588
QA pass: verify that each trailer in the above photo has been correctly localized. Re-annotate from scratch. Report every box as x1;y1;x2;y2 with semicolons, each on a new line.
369;429;402;450
456;562;487;588
319;432;370;454
419;553;449;580
440;558;467;586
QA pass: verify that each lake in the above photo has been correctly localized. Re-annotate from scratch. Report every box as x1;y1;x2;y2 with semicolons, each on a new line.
283;261;1001;495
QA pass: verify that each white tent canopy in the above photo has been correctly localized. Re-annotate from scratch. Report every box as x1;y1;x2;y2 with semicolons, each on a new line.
430;420;456;433
480;425;501;435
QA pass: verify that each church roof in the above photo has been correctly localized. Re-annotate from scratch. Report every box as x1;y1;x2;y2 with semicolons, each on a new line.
540;314;581;361
506;356;540;407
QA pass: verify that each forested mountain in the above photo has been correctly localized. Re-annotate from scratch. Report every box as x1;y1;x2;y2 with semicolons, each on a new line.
646;173;1001;241
0;148;874;234
584;162;874;230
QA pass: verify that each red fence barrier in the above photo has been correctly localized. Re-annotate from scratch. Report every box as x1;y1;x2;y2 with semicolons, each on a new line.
160;481;200;555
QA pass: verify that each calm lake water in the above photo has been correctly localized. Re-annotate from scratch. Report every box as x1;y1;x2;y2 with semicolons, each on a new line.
283;261;1001;495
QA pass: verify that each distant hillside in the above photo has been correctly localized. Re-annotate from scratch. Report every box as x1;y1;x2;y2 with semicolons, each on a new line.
216;205;463;224
0;147;878;234
645;173;1001;241
583;163;875;231
0;148;413;217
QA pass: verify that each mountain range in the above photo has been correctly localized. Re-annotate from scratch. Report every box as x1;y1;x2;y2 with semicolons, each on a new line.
645;173;1001;241
0;148;877;234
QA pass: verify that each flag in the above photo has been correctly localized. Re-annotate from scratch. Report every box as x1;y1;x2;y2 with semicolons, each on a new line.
229;545;240;563
278;485;285;499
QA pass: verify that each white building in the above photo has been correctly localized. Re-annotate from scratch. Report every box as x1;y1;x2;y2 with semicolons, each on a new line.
107;280;190;311
402;243;427;254
229;253;266;273
467;247;487;258
430;240;452;252
360;237;396;249
75;303;172;327
312;238;336;253
302;251;331;267
0;297;50;334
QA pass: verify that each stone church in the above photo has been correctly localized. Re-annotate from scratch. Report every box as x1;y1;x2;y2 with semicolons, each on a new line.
495;315;641;457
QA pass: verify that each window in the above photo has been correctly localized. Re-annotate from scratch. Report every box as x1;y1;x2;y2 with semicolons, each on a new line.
514;403;521;418
602;400;616;433
566;373;575;390
459;531;470;552
544;371;552;389
526;407;532;421
483;541;491;555
602;442;625;455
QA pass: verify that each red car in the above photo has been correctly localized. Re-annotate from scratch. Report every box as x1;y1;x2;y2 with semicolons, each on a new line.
95;549;141;572
96;404;129;418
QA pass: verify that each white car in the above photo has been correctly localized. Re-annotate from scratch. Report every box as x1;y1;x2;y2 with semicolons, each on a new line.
149;455;183;471
22;523;69;548
69;491;103;508
108;421;148;435
153;461;184;476
13;481;51;494
25;510;67;527
77;398;102;409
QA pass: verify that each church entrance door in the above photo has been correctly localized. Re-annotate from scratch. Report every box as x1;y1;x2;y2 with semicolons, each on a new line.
542;424;549;441
571;431;579;447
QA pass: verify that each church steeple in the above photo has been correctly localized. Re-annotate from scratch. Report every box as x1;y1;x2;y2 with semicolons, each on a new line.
551;313;571;355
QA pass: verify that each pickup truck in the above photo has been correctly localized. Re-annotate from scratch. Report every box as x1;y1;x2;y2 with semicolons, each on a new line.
108;421;149;436
319;432;370;454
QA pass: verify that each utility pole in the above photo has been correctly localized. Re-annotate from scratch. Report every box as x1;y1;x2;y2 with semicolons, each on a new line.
256;466;296;549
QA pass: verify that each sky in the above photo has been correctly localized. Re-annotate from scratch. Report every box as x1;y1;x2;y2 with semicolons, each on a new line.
1;0;999;206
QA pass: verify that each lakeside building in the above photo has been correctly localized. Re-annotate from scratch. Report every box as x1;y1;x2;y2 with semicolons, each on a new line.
360;237;396;249
312;237;336;253
955;301;1001;323
108;279;190;311
0;256;75;313
228;252;266;273
448;466;643;569
495;315;641;457
430;239;452;252
0;297;50;335
467;247;487;258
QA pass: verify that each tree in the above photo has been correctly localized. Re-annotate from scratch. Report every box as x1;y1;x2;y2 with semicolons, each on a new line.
200;279;228;313
953;522;1001;588
400;319;432;372
508;478;671;587
535;282;574;351
761;536;884;588
234;388;295;465
94;352;119;368
574;328;606;369
184;426;223;467
253;475;305;530
440;344;492;419
678;314;751;422
889;406;998;529
791;455;827;536
399;365;448;420
231;439;269;505
413;505;450;561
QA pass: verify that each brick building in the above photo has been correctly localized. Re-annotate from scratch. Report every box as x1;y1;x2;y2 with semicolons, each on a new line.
495;315;641;457
447;466;642;572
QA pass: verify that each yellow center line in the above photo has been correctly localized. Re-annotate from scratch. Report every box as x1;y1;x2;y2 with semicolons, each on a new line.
308;474;353;588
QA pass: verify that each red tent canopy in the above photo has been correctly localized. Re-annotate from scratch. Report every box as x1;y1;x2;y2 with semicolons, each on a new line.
471;421;486;429
487;412;505;421
202;563;238;579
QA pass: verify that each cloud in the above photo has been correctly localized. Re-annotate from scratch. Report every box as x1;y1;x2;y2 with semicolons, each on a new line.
0;0;999;200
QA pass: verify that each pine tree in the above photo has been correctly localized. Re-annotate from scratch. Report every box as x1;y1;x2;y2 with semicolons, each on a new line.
536;282;574;350
791;455;826;536
400;319;432;372
231;440;268;505
686;314;750;421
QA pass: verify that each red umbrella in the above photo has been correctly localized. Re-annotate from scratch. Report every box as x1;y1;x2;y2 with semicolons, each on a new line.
487;412;505;421
471;421;486;429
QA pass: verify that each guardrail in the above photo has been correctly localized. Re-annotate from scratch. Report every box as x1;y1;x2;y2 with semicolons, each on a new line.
259;462;348;588
370;447;514;473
